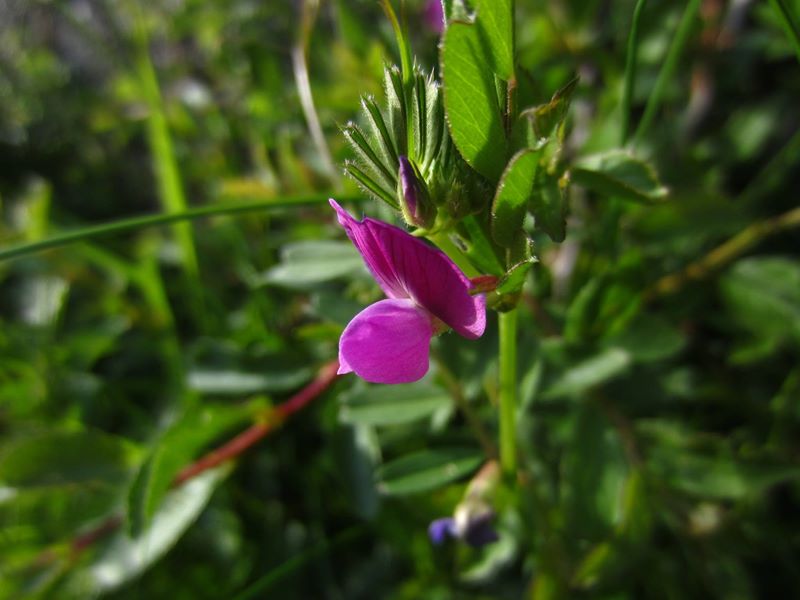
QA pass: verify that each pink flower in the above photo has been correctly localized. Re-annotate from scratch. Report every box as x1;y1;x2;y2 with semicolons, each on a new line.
330;199;486;384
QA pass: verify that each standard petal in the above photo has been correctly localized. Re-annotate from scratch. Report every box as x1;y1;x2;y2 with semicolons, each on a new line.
329;199;407;299
329;199;485;339
338;298;434;384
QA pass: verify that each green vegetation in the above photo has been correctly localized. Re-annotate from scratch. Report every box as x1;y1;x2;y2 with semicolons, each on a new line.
1;0;799;597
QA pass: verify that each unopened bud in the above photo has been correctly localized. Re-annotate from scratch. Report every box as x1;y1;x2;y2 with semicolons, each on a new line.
397;156;436;229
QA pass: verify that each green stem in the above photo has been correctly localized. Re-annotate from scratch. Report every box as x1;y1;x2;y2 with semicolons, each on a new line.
645;205;800;299
498;308;518;477
620;0;648;144
633;0;701;144
432;350;497;458
293;0;339;186
0;195;360;263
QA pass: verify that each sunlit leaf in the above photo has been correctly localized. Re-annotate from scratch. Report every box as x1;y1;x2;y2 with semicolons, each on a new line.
441;20;507;181
259;241;366;289
473;0;514;80
492;149;543;247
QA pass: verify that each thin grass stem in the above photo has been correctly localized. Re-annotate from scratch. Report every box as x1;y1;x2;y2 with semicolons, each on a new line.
633;0;702;144
0;195;361;262
621;0;648;144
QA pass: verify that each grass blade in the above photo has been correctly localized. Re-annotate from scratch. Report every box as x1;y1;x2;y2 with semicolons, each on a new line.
620;0;649;144
0;195;361;262
633;0;702;144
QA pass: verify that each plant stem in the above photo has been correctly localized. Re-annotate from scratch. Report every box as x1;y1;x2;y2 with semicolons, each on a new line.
633;0;701;144
173;361;340;485
645;205;800;299
498;308;518;478
293;0;339;187
432;351;498;458
620;0;648;144
0;195;360;262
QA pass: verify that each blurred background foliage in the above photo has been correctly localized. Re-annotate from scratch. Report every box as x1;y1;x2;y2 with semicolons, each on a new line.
1;0;799;598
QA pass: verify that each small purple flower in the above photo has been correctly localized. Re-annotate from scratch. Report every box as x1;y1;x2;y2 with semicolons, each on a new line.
428;508;499;547
429;461;501;548
330;199;485;384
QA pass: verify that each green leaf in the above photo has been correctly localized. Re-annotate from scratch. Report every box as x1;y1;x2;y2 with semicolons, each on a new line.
604;313;686;363
260;241;366;289
68;467;229;595
544;348;632;399
572;151;668;203
563;403;629;539
529;168;567;242
187;367;313;394
376;448;483;495
491;149;542;247
473;0;514;80
460;215;506;276
0;431;141;543
720;256;800;346
496;258;535;295
0;430;140;489
641;424;800;500
521;76;579;140
441;20;507;181
127;403;252;536
339;382;452;426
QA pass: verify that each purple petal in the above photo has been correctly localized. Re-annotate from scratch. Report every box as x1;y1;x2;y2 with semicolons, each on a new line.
329;199;486;339
428;517;456;544
398;156;419;217
338;298;434;384
463;512;499;547
330;199;407;299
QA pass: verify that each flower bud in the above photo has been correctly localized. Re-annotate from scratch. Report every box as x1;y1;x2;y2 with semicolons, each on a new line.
397;156;436;229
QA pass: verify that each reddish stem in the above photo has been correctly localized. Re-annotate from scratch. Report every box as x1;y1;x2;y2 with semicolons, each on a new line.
173;360;340;485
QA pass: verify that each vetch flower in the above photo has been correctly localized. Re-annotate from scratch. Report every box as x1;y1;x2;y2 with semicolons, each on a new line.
330;199;485;384
429;460;500;548
428;508;499;547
